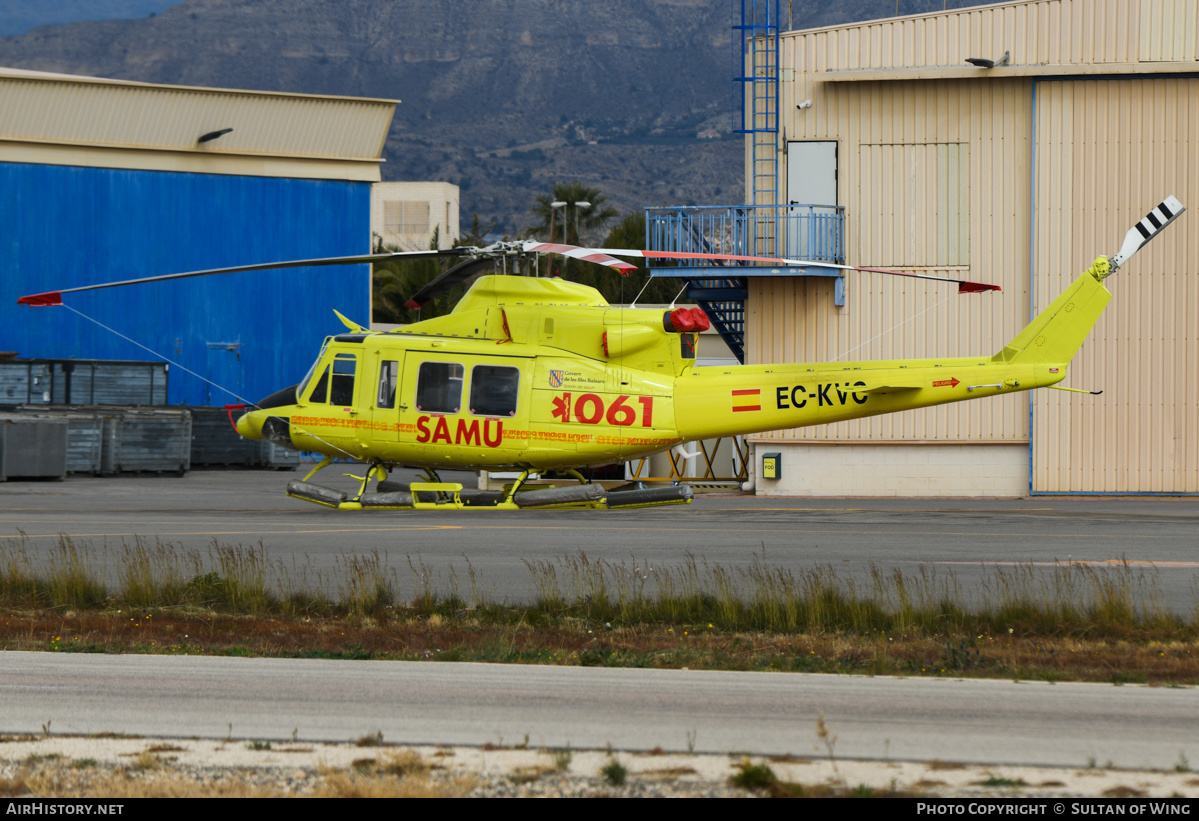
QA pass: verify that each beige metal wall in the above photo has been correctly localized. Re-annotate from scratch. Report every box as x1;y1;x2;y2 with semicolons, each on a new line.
749;75;1033;444
1032;78;1199;492
0;68;397;181
751;0;1199;491
789;0;1142;73
1141;0;1199;61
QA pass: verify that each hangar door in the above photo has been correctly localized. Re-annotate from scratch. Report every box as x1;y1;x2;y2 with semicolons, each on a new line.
1031;79;1199;493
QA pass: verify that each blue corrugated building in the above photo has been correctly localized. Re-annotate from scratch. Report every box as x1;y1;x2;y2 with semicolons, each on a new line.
0;68;398;406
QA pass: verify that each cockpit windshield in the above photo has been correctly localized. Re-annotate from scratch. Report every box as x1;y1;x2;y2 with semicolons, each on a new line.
296;339;330;401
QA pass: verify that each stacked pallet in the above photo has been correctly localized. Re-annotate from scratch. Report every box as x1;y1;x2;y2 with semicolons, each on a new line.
7;406;299;476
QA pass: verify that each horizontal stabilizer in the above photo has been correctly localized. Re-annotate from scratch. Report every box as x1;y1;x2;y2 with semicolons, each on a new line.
855;382;923;394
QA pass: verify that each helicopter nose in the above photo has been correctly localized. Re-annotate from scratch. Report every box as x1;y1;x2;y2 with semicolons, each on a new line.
234;409;263;440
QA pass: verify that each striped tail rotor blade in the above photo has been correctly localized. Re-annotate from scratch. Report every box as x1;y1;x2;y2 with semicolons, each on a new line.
1112;195;1185;270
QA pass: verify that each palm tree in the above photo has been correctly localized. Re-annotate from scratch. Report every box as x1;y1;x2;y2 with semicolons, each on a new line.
529;182;618;287
529;182;618;247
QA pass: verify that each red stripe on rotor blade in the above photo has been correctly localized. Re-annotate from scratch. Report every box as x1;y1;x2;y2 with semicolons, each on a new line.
527;243;637;273
17;291;62;306
526;243;575;254
578;253;637;273
958;281;1002;293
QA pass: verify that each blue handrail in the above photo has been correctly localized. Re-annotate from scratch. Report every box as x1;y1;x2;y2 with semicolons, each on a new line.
646;204;844;266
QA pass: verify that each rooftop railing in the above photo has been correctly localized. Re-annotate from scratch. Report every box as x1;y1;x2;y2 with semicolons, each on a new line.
645;203;844;266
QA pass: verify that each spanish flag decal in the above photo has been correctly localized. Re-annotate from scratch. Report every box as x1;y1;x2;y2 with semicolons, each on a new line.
732;388;761;412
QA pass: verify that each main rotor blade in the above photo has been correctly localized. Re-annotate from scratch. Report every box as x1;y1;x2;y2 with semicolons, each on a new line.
548;244;1001;294
17;248;469;306
404;255;497;309
520;242;638;274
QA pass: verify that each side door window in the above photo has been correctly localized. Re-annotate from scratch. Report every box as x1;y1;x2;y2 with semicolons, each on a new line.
377;360;400;409
415;361;464;414
469;364;520;417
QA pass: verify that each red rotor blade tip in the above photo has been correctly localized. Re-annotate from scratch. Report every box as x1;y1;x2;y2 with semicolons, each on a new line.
958;281;1002;294
18;292;63;306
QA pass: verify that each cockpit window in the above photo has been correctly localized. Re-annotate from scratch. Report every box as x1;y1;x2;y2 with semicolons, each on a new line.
415;361;464;414
296;339;331;401
329;354;357;406
307;367;330;403
305;352;357;406
469;365;519;417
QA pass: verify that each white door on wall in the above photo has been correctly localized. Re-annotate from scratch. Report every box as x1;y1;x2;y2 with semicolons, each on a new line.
785;141;838;259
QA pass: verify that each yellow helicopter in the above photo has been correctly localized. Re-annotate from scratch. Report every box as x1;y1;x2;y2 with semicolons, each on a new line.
19;197;1184;511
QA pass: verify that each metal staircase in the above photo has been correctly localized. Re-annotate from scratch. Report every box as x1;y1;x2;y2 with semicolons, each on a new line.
644;2;819;365
687;277;748;362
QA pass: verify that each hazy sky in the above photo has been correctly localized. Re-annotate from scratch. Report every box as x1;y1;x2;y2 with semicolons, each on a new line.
0;1;181;37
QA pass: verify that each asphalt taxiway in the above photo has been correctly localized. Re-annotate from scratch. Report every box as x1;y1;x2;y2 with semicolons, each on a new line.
0;466;1196;609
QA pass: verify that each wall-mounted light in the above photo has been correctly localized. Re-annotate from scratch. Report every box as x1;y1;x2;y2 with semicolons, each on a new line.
796;99;812;110
966;50;1010;69
198;127;233;144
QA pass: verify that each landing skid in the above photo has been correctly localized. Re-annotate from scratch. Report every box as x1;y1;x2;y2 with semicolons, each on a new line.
285;463;694;511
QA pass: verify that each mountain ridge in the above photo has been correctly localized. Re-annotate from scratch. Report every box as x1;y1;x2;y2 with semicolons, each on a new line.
0;0;988;235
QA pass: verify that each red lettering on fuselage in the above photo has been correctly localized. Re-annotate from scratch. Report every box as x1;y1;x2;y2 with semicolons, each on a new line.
431;416;452;443
416;415;504;448
456;418;481;446
483;418;503;448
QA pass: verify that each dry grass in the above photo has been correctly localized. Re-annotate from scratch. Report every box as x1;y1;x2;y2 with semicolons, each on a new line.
313;771;476;798
0;539;1196;683
2;607;1197;683
1;752;474;798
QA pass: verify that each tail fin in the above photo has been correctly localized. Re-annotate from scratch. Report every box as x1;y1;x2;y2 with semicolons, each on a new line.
992;257;1113;365
993;195;1185;366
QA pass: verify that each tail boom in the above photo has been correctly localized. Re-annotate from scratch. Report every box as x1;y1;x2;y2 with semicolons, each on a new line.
674;264;1117;441
674;359;1064;441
